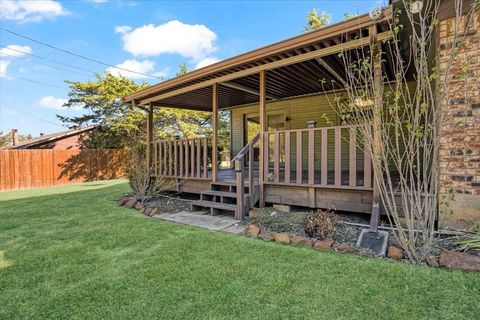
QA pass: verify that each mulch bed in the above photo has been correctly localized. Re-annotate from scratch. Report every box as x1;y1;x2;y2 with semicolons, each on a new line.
247;209;368;246
143;194;191;213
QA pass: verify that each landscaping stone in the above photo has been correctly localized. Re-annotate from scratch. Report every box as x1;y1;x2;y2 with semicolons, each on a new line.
335;244;358;254
313;239;335;251
117;197;130;206
135;203;144;211
246;224;260;238
387;246;404;260
258;230;275;241
426;255;439;268
439;251;480;272
144;207;153;216
273;203;291;213
124;199;137;208
274;232;290;244
249;208;268;218
149;208;159;216
290;235;312;247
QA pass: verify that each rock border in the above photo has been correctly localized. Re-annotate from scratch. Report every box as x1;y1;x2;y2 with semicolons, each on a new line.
118;196;159;217
117;197;480;273
243;223;480;273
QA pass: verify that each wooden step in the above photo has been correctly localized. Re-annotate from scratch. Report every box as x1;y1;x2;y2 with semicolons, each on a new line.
211;181;259;187
201;190;238;199
191;200;237;214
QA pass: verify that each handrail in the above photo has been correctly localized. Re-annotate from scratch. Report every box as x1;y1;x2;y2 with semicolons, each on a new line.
232;133;260;161
233;133;260;219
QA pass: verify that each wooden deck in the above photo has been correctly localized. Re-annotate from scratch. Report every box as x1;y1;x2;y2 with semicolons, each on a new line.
151;125;389;216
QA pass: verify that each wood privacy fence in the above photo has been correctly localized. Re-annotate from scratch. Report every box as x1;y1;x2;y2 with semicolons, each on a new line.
0;149;127;191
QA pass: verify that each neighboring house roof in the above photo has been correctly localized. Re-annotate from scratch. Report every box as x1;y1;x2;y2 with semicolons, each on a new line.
6;126;96;149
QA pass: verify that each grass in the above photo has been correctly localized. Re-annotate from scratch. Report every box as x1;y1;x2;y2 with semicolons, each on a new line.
1;180;479;319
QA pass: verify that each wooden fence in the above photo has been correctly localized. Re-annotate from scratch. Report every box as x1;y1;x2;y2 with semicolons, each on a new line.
0;149;127;191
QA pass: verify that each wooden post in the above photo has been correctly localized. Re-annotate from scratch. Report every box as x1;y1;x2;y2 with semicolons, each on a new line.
258;70;266;207
146;102;154;173
212;83;219;182
369;24;383;233
236;157;245;220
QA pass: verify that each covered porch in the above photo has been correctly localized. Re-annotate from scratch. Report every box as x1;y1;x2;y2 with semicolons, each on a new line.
123;6;396;219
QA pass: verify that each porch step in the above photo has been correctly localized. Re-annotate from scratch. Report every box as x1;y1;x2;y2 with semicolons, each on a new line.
202;190;238;199
191;200;237;215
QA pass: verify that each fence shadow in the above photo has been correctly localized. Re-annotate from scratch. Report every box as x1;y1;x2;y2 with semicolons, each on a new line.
58;149;127;182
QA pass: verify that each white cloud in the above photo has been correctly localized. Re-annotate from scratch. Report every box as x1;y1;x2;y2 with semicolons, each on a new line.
106;59;162;79
118;20;217;61
195;57;220;70
87;0;108;3
38;96;68;110
0;0;69;23
0;61;11;77
115;25;132;34
0;44;32;77
0;44;32;58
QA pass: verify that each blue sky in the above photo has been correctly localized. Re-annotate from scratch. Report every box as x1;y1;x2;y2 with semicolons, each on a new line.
0;0;383;136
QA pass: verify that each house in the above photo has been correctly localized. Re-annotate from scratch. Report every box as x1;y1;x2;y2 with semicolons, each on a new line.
123;1;479;229
6;126;95;150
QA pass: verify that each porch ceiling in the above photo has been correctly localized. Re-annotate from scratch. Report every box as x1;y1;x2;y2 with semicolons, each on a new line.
123;5;396;111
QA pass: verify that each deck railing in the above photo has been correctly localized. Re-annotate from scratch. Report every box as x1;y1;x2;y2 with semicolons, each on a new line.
152;137;210;179
233;133;260;219
263;124;372;190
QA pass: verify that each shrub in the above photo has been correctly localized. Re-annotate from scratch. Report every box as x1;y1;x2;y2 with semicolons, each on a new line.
124;144;173;199
451;220;480;253
304;208;338;240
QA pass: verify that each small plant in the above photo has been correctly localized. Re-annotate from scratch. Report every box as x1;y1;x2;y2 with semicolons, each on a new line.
304;208;338;240
125;144;173;200
451;220;480;253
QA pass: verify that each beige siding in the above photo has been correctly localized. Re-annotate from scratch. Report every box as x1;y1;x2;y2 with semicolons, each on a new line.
231;92;340;156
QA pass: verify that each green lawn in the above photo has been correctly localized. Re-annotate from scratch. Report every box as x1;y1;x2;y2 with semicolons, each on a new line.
1;181;479;319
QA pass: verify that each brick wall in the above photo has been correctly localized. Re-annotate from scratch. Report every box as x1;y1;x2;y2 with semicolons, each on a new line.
438;12;480;228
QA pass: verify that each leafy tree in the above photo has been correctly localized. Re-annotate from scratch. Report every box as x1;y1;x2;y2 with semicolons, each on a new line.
176;63;189;77
344;12;358;20
0;131;32;149
304;9;332;31
58;72;148;148
59;71;215;148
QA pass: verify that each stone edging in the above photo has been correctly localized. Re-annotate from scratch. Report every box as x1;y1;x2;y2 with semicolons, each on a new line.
245;224;480;273
117;197;480;273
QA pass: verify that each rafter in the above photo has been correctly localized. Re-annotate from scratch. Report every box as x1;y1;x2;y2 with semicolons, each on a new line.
139;31;393;106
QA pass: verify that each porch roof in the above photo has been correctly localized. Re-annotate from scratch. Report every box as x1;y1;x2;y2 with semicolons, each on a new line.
123;5;395;111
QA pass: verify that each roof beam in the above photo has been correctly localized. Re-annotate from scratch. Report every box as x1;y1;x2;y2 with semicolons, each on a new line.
220;81;280;100
315;58;348;88
139;31;393;105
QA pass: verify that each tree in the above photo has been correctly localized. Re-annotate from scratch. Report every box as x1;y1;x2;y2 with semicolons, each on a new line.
324;0;480;263
176;63;189;77
59;71;215;148
58;72;148;148
304;9;332;31
343;12;358;20
0;131;32;149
